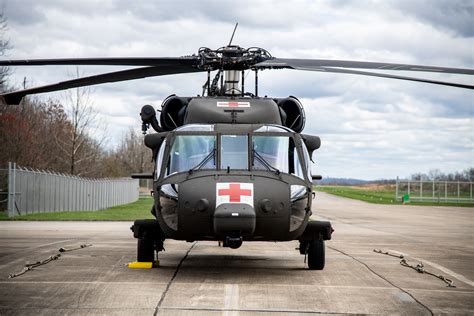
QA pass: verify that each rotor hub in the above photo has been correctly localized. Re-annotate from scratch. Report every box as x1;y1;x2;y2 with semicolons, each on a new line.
198;45;272;71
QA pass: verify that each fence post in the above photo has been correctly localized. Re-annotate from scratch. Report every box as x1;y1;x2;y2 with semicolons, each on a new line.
395;177;399;201
7;162;12;217
445;181;447;200
12;163;17;216
432;180;435;200
457;181;460;202
46;170;51;213
408;180;410;196
471;182;472;201
420;178;423;201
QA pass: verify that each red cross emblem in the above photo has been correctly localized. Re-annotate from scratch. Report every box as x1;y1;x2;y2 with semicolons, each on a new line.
226;102;240;107
218;183;252;202
216;182;254;207
217;101;251;108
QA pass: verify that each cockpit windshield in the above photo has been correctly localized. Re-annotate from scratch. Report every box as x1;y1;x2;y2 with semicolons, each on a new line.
220;135;248;170
168;135;216;174
156;125;309;200
252;136;304;178
157;125;306;180
252;136;289;172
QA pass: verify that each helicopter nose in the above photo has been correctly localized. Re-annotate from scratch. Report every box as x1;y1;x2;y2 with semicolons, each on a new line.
213;203;256;236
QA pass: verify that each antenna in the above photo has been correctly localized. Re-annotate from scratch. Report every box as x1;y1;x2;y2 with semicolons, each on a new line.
228;23;238;46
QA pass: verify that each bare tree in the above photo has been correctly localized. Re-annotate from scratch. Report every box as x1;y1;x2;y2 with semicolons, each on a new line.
410;168;474;182
116;128;153;174
428;169;443;181
0;10;11;92
100;128;152;177
55;68;105;176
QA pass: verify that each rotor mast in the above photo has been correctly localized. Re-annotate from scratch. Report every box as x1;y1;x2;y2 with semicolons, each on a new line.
224;69;241;96
198;44;272;97
222;45;244;96
223;23;243;96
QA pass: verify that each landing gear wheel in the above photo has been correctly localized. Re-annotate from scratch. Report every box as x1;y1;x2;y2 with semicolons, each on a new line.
137;238;155;262
307;240;325;270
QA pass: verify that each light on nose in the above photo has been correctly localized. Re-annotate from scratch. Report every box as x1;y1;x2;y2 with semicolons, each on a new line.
260;199;273;213
195;198;209;212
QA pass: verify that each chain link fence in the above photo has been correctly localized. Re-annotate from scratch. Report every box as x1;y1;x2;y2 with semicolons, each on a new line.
2;162;139;217
396;178;473;203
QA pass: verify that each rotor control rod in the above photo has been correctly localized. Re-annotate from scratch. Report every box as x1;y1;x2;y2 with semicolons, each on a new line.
241;70;245;96
255;69;258;97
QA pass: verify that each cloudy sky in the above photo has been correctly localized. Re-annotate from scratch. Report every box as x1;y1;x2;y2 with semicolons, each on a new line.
3;0;473;180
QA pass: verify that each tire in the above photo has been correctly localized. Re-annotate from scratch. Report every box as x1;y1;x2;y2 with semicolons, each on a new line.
308;240;325;270
137;238;155;262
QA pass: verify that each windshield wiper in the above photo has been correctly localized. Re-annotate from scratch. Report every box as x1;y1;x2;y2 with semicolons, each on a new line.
252;149;280;175
189;149;215;174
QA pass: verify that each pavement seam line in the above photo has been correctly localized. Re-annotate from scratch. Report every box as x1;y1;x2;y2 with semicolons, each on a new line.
328;245;434;316
159;306;360;314
153;241;197;315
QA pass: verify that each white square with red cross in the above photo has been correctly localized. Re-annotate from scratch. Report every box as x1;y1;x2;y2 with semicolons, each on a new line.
216;183;254;208
216;101;251;108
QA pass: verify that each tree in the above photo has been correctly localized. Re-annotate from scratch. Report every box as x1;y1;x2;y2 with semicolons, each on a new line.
0;97;72;170
409;168;473;182
428;169;443;181
0;10;11;92
102;128;153;177
0;10;105;175
463;168;474;181
117;128;153;174
54;68;105;176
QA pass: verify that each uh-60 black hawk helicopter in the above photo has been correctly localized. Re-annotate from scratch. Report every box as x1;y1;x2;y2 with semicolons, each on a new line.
1;28;473;270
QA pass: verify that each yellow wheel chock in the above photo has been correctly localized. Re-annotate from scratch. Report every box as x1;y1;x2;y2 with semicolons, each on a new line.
128;260;159;269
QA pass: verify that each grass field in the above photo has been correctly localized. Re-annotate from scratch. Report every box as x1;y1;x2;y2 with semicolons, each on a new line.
0;197;154;221
316;185;474;207
1;186;472;221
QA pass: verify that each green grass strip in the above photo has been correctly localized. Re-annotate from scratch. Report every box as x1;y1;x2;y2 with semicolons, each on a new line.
316;186;474;207
0;197;154;221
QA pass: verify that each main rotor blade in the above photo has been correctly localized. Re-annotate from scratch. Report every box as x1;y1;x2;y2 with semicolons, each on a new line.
1;65;204;104
256;58;474;75
0;56;199;67
280;65;474;89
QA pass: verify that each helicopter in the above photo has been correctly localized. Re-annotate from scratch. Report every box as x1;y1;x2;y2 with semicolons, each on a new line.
1;28;473;270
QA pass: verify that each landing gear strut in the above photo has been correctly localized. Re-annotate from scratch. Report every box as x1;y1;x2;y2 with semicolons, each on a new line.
298;220;333;270
137;238;155;262
131;218;165;262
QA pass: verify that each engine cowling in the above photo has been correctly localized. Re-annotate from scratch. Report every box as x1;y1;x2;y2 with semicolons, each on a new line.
158;95;306;132
159;95;191;131
275;96;306;133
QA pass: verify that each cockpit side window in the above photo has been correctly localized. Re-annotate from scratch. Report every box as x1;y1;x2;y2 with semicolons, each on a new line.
155;139;167;180
300;143;312;180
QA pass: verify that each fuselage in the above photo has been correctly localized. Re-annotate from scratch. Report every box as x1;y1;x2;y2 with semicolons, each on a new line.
152;123;314;242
